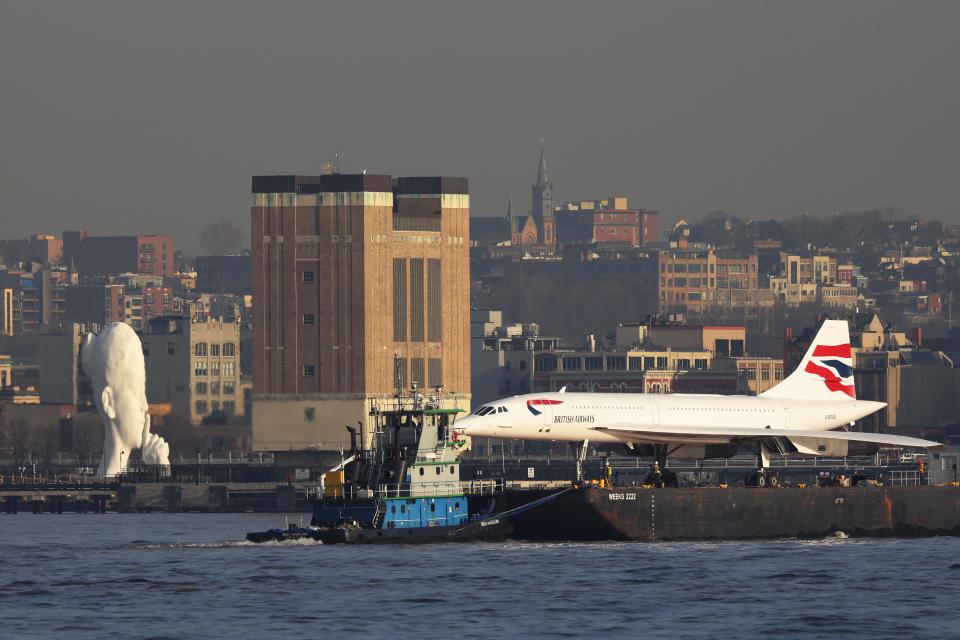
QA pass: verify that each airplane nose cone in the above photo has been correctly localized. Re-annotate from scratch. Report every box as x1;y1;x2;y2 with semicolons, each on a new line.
456;416;477;435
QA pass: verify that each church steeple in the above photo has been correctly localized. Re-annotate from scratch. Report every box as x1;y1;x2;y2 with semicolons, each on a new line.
535;139;549;188
531;140;555;246
506;197;514;236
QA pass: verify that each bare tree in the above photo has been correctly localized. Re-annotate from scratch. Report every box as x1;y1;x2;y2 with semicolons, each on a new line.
30;424;58;476
199;218;245;256
2;418;31;472
73;415;102;471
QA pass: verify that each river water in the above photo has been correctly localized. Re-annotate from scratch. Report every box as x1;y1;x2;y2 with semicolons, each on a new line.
1;513;958;639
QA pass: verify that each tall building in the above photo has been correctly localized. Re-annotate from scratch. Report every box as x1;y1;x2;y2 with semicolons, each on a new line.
62;232;175;277
251;173;470;451
38;323;92;406
657;250;759;313
554;197;659;248
141;316;243;425
196;254;252;295
1;287;13;336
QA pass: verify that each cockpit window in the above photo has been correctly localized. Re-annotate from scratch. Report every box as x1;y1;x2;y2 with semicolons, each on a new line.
474;406;496;416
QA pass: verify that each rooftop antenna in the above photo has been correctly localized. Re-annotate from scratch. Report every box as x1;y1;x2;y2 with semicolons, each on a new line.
322;151;342;175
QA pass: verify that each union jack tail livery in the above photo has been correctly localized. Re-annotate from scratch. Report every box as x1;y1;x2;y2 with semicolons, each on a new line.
761;320;857;401
526;398;563;415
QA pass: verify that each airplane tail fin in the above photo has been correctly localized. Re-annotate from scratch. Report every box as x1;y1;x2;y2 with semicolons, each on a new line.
761;319;856;401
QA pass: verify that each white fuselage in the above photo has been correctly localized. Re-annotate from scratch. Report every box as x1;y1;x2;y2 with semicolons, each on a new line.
456;392;886;444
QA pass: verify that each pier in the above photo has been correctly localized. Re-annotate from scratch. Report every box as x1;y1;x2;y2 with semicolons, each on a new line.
0;481;310;514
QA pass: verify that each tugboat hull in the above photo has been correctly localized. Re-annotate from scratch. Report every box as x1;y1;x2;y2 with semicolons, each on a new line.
246;518;511;545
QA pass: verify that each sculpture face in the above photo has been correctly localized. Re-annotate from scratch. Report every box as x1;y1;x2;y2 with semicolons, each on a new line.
82;322;169;476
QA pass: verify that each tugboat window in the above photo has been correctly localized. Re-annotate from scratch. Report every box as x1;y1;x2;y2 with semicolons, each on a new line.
391;505;396;514
419;467;424;476
430;503;436;512
435;467;441;475
450;466;455;474
400;505;406;514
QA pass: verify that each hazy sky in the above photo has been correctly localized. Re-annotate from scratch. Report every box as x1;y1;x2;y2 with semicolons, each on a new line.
2;1;958;252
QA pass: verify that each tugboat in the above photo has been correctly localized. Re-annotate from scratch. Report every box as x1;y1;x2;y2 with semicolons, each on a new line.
247;384;533;544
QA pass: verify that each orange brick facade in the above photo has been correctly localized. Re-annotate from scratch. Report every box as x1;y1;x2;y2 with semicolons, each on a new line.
251;175;470;448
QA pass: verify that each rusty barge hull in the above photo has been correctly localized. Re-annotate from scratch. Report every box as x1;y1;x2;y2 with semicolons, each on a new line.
505;486;960;541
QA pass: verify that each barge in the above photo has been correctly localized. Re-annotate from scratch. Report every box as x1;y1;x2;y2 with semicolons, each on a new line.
501;483;960;541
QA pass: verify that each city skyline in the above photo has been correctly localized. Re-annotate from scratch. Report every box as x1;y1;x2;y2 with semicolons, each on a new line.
2;2;959;252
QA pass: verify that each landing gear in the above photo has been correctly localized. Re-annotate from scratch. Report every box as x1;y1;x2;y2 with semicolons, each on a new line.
643;444;679;488
747;469;780;488
571;440;589;484
747;442;779;488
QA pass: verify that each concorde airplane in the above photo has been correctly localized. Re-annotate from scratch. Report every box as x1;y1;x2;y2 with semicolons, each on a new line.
455;320;941;480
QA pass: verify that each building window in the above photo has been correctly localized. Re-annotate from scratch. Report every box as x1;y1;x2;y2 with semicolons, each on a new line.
606;356;626;371
195;382;207;394
223;342;236;356
210;361;220;377
211;401;220;411
694;358;708;369
394;358;407;389
519;360;527;371
222;362;234;377
629;357;643;371
195;401;208;415
194;342;208;356
410;258;424;342
223;401;235;416
211;343;220;356
536;354;558;373
210;381;220;395
393;259;407;341
302;271;314;282
585;357;603;371
303;365;316;377
562;357;582;371
194;360;208;376
411;358;425;388
223;381;235;395
303;313;315;326
428;358;443;388
427;259;441;342
656;357;668;368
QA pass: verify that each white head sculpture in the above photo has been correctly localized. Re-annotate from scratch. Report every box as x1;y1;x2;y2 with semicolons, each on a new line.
82;322;170;476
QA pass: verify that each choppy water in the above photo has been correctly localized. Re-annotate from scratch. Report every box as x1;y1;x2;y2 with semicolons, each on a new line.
1;513;959;639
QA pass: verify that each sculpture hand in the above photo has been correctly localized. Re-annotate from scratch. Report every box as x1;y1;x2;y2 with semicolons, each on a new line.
141;432;170;466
